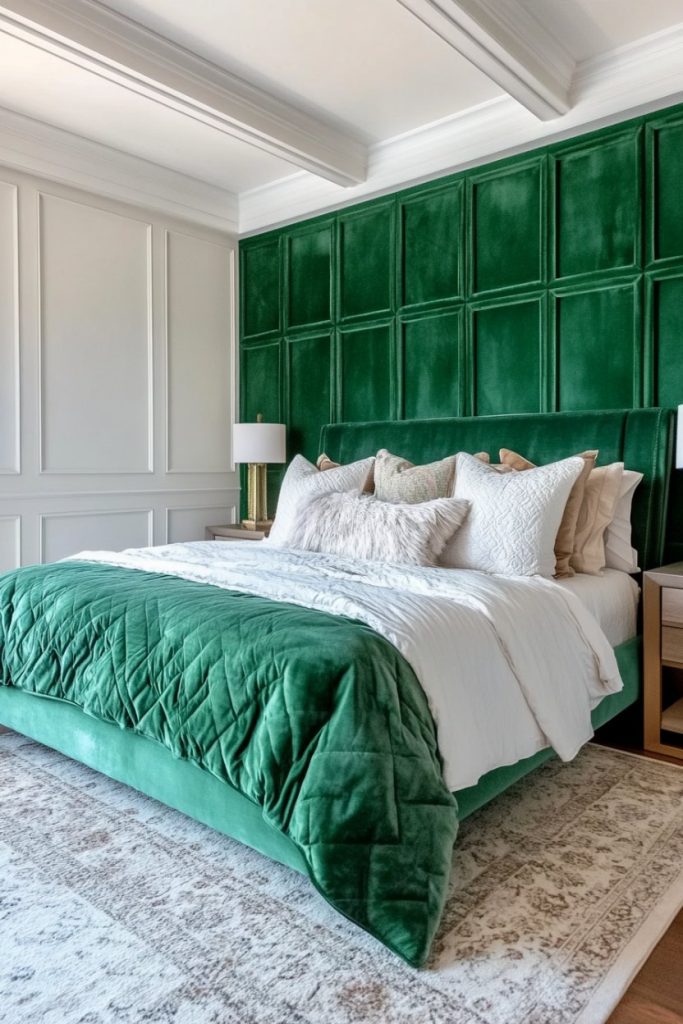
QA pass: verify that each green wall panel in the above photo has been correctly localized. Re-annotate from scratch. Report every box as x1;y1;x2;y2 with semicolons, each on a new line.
400;185;462;306
402;311;461;420
340;324;394;423
650;116;683;261
471;161;543;294
287;333;333;461
240;101;683;551
339;204;393;318
287;223;333;328
471;299;544;416
555;283;638;411
241;239;280;338
553;131;640;280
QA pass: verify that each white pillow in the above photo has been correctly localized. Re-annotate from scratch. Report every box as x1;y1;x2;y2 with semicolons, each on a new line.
268;454;374;548
604;469;643;573
442;452;585;576
287;490;470;566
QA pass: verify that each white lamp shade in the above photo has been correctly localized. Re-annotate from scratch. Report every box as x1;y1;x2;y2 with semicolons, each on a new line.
677;405;683;469
233;421;286;464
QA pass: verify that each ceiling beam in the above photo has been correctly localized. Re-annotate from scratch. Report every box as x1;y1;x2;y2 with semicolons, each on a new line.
0;0;367;186
397;0;575;120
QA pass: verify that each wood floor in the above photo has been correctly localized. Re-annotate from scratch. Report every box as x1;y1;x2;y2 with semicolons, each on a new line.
608;909;683;1023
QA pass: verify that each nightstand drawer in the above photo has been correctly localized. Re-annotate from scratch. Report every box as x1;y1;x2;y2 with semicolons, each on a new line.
662;588;683;627
662;625;683;666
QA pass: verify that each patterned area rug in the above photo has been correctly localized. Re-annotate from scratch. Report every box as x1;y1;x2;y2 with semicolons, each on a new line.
1;732;682;1024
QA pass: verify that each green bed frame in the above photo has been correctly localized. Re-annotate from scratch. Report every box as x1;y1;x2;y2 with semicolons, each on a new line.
0;408;674;876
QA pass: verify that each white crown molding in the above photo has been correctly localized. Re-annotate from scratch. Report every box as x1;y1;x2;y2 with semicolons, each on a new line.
0;0;367;187
397;0;574;120
0;105;238;232
239;23;683;235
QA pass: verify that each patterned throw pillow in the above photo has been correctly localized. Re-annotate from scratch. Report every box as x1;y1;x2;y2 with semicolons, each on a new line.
374;449;457;503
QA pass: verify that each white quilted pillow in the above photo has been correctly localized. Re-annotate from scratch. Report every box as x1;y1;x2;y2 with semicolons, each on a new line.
442;452;585;576
268;454;374;548
288;490;470;566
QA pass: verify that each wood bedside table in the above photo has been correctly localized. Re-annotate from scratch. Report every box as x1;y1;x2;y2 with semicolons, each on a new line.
644;562;683;759
205;524;270;542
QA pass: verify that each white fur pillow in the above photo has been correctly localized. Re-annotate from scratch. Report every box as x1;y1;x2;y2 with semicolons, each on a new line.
287;490;470;566
268;454;374;548
442;452;585;576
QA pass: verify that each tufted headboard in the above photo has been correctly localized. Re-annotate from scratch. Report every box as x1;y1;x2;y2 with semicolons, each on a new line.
320;408;675;572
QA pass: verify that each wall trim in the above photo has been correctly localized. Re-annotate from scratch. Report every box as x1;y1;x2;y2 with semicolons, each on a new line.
239;25;683;235
38;506;154;561
0;181;20;475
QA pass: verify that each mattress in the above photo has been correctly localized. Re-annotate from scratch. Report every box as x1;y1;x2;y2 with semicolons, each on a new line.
554;568;640;648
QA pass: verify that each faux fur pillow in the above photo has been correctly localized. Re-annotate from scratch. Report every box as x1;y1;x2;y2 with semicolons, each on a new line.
269;454;375;548
443;452;585;576
288;490;470;566
499;448;599;577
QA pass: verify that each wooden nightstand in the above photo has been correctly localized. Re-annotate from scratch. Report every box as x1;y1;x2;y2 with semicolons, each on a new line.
644;562;683;759
205;524;270;542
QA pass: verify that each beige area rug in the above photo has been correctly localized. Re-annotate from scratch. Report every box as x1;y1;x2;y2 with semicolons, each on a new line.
1;733;682;1024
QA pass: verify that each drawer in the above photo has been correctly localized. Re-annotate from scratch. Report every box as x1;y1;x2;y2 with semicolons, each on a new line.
662;588;683;627
662;625;683;666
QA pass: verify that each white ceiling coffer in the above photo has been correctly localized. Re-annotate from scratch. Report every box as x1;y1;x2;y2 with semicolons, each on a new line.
397;0;575;120
0;0;368;186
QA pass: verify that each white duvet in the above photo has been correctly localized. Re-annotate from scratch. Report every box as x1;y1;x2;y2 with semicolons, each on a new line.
72;542;623;792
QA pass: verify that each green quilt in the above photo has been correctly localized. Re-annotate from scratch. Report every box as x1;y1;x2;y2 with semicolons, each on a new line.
0;561;458;966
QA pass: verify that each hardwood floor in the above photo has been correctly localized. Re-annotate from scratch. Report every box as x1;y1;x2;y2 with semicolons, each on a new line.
608;910;683;1023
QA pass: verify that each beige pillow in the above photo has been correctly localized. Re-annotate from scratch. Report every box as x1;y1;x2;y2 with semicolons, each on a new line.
316;452;374;492
570;462;624;575
374;449;456;503
499;448;599;577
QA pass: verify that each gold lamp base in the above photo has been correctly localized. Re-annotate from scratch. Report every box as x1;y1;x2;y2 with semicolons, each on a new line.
241;462;272;531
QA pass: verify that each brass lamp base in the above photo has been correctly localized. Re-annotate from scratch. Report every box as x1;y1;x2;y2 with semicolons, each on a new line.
242;462;271;531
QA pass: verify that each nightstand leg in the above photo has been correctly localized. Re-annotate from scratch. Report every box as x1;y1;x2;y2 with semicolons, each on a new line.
643;576;662;751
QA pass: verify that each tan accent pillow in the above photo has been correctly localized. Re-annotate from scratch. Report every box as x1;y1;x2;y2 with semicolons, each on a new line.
374;449;456;503
316;453;374;492
499;448;599;577
570;462;624;575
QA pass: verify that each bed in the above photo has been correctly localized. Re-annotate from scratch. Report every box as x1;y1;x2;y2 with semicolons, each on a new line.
0;407;674;967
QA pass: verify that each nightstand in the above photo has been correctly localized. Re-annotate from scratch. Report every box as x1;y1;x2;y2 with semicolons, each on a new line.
205;524;270;542
644;562;683;759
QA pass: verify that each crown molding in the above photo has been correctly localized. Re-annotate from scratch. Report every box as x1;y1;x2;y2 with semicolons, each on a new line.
397;0;574;120
0;106;238;232
0;0;367;186
239;23;683;235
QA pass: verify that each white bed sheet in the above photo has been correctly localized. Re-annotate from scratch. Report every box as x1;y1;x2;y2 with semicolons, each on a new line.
554;568;639;647
72;543;623;792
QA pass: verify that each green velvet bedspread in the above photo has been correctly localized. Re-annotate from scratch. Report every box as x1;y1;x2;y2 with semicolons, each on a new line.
0;561;458;967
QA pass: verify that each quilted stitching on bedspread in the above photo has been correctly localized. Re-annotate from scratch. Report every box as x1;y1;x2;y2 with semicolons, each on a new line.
0;561;458;966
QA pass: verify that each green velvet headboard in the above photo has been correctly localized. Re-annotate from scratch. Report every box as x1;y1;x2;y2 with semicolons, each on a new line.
320;408;675;572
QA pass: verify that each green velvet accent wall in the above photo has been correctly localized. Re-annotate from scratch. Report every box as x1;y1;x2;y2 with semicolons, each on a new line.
240;103;683;556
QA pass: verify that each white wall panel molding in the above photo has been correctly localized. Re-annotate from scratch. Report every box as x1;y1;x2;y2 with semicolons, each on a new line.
39;507;153;562
0;105;238;233
166;504;237;545
0;515;20;571
38;190;154;475
240;22;683;234
0;0;366;186
397;0;573;120
165;229;233;475
0;180;20;475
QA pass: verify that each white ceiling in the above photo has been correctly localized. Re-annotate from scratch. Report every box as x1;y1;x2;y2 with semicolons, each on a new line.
0;0;682;233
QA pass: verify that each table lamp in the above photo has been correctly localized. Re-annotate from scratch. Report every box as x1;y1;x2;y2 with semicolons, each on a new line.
233;414;286;530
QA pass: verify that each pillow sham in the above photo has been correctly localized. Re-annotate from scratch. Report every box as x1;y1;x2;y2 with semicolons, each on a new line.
499;448;599;577
604;469;643;573
570;462;624;575
288;490;470;566
268;454;375;548
374;449;457;503
442;452;585;576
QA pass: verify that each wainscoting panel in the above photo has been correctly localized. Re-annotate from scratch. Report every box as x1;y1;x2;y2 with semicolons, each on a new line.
0;181;18;475
167;504;237;543
240;100;683;554
39;193;153;474
166;231;232;474
40;510;152;563
0;516;20;573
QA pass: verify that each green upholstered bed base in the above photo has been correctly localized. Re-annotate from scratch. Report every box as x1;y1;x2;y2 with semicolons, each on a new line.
0;408;673;881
